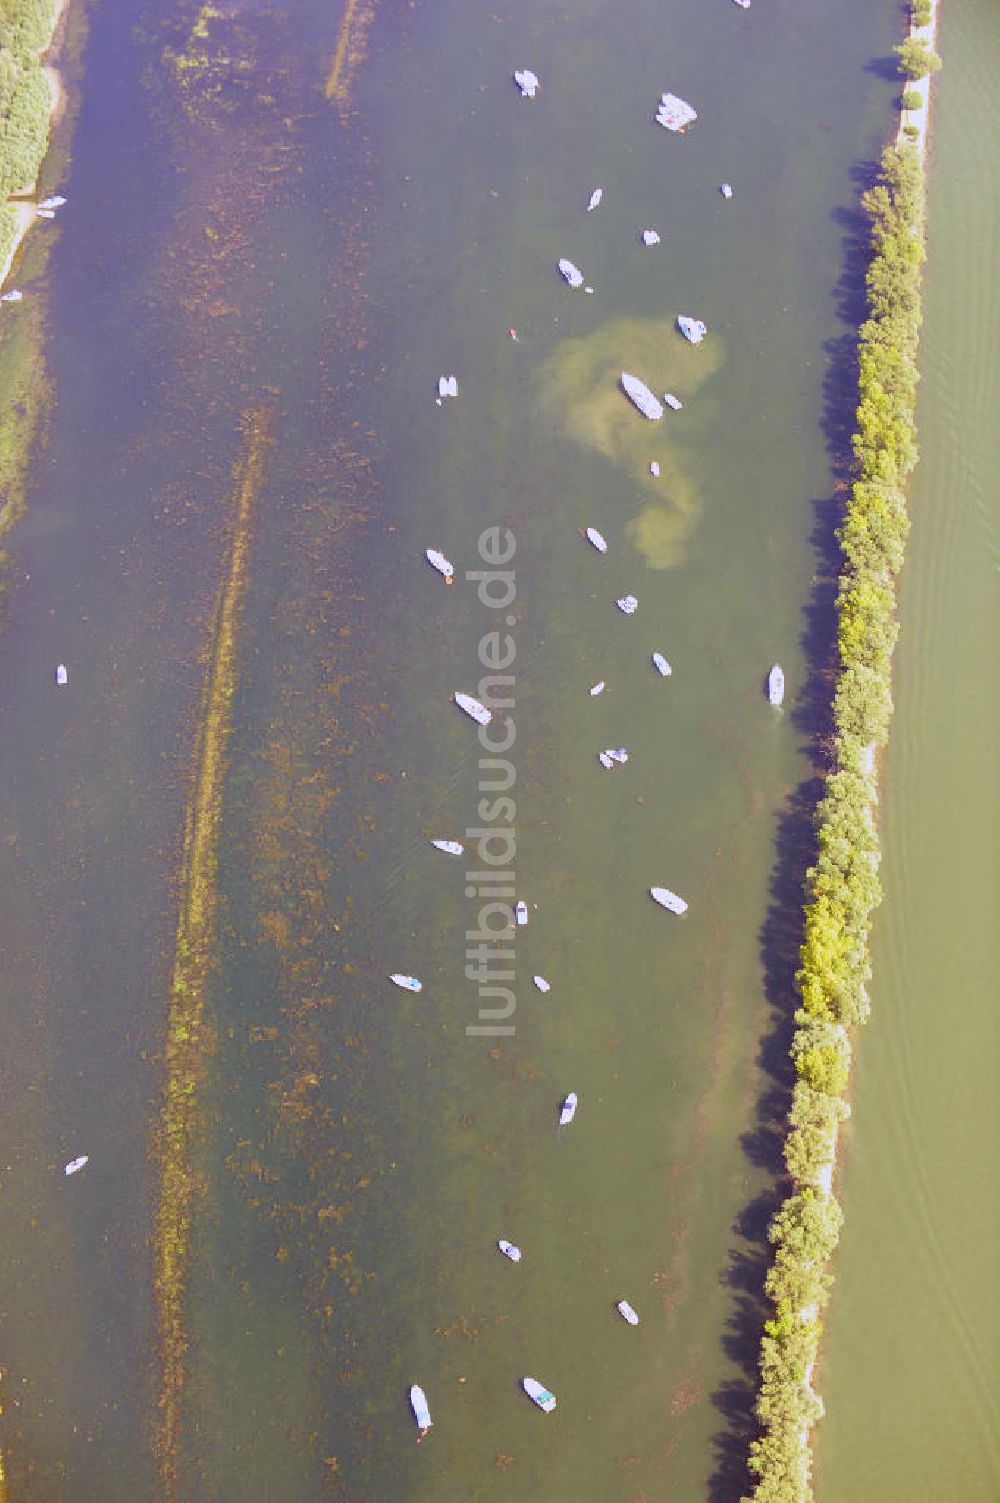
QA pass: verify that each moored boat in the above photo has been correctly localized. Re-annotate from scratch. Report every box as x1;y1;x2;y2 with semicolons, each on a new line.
425;547;455;582
55;664;68;686
533;975;550;993
650;886;688;916
559;1091;578;1126
453;691;492;726
558;258;585;288
430;838;463;856
590;681;606;696
767;664;785;706
409;1384;433;1437
64;1155;89;1176
677;315;707;344
720;182;734;199
437;374;458;399
616;594;638;615
655;92;698;132
652;652;672;677
663;392;683;411
515;900;528;925
587;187;603;211
621;371;664;421
390;973;423;992
585;526;608;554
523;1377;557;1412
513;68;539;98
0;288;23;303
617;1299;640;1325
641;228;661;246
498;1239;522;1262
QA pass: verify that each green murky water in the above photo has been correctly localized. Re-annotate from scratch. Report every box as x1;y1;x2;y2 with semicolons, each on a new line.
0;0;904;1498
815;7;1000;1499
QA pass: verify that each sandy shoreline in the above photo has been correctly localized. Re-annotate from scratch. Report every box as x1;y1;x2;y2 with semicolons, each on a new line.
0;0;73;299
897;0;941;159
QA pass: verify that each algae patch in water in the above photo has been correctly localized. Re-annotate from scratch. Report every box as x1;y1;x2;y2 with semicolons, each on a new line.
536;316;723;568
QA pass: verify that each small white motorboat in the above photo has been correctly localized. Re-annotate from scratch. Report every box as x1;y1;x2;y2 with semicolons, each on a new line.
720;182;734;199
390;973;423;992
454;691;492;726
677;315;707;344
590;681;606;696
585;526;608;554
523;1377;557;1412
430;838;463;856
655;92;697;132
767;664;785;706
558;1092;578;1126
533;975;551;993
55;664;68;686
652;652;672;677
498;1239;522;1262
621;372;664;421
641;228;661;246
732;0;751;9
0;288;23;303
650;886;688;916
35;207;56;219
425;547;454;582
513;68;539;98
663;392;683;411
608;747;628;764
650;461;660;477
617;1300;640;1325
616;595;638;615
587;187;604;212
515;900;528;926
39;195;66;210
598;751;614;769
410;1384;433;1437
558;258;585;289
64;1156;89;1176
437;374;458;399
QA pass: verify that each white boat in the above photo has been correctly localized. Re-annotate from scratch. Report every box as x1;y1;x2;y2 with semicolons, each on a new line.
617;1300;640;1326
513;68;539;98
498;1239;522;1262
655;92;697;132
64;1155;89;1176
558;1092;578;1126
603;747;628;765
55;664;68;686
616;595;638;615
590;681;606;696
35;207;56;219
677;315;707;344
454;691;492;726
767;664;785;706
720;182;734;199
558;258;585;289
650;886;688;916
410;1384;433;1436
652;652;672;677
39;195;66;210
533;975;550;993
523;1377;557;1412
437;374;458;399
732;0;751;9
390;973;423;992
641;228;661;246
650;461;660;477
425;547;454;582
515;900;528;926
598;751;614;769
621;372;664;421
663;392;683;411
0;288;23;303
585;526;608;554
430;838;463;856
587;187;603;212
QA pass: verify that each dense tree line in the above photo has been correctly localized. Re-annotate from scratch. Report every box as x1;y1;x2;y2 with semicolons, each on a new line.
0;0;57;267
742;140;928;1503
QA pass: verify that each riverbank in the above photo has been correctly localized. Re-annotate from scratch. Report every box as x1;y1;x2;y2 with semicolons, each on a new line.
0;0;72;296
741;7;940;1501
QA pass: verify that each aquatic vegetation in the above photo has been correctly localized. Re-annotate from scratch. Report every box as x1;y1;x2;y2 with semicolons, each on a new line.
325;0;376;115
154;408;271;1497
743;138;930;1503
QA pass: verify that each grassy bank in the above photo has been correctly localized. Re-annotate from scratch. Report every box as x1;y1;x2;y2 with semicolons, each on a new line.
0;0;63;276
154;409;271;1499
741;102;932;1503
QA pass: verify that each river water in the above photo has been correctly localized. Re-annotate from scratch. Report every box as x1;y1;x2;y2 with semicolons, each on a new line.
0;0;897;1499
815;6;1000;1500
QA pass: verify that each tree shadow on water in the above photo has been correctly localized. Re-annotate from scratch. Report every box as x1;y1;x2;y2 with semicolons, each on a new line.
706;157;884;1502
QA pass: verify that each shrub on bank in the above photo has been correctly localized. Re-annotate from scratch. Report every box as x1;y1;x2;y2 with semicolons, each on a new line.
900;87;922;110
909;0;932;26
895;36;942;79
743;139;928;1503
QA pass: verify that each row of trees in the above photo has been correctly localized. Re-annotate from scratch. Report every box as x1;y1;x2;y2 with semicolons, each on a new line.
0;0;58;266
742;140;928;1503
